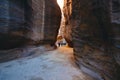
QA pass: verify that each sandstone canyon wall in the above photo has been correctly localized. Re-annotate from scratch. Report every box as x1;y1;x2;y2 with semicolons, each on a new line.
0;0;27;50
63;0;120;80
0;0;61;50
111;0;120;65
44;0;61;45
63;0;73;47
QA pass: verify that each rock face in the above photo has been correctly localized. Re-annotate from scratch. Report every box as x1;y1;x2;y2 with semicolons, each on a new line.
0;0;28;50
44;0;61;45
63;0;120;80
111;0;120;65
63;0;73;47
0;0;61;50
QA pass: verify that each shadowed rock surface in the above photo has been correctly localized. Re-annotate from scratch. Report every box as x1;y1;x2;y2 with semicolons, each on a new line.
63;0;120;80
44;0;61;45
0;0;61;50
63;0;73;47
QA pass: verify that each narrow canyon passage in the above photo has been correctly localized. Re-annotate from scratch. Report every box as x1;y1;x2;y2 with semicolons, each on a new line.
56;0;68;47
0;0;120;80
0;46;94;80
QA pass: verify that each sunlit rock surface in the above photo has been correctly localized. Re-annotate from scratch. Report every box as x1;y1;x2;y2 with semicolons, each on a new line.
63;0;73;47
0;0;61;50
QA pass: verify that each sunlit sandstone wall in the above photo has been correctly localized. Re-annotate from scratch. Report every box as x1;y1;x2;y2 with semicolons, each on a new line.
63;0;73;47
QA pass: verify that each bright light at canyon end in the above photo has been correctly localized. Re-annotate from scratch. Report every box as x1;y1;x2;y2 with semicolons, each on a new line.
57;0;64;9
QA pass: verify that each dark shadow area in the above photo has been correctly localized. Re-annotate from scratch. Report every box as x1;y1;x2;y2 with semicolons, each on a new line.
0;0;31;50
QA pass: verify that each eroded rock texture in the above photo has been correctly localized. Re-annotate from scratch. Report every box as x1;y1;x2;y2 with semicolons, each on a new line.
0;0;61;50
63;0;73;47
111;0;120;65
64;0;120;80
0;0;28;50
44;0;61;45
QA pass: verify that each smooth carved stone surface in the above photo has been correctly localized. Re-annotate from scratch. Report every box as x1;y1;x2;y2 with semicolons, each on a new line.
75;45;120;80
44;0;61;44
0;0;28;50
64;0;120;80
0;0;61;50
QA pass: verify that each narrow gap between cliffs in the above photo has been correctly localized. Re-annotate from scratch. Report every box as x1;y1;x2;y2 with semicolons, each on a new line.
56;0;68;47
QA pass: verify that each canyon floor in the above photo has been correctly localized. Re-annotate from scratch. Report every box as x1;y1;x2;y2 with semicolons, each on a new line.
0;46;94;80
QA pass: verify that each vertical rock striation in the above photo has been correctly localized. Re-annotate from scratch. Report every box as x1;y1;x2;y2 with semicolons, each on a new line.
64;0;120;80
111;0;120;65
27;0;45;42
0;0;61;50
63;0;73;47
44;0;61;45
0;0;28;50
